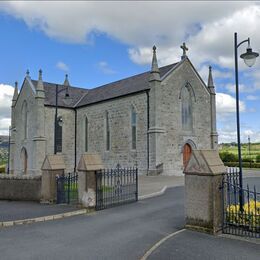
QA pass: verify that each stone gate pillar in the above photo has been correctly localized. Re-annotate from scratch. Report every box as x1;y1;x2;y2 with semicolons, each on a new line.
41;155;66;203
184;150;226;234
77;153;103;208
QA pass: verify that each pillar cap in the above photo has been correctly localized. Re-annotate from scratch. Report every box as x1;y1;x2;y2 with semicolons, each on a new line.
184;150;226;175
77;153;103;171
41;155;66;170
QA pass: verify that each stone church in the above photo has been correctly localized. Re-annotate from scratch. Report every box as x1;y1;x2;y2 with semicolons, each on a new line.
9;44;218;176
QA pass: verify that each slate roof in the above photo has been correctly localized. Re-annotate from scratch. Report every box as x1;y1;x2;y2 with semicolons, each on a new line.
31;62;178;108
31;80;88;108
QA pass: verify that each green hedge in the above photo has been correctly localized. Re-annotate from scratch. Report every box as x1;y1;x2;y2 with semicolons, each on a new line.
224;162;260;168
256;154;260;163
0;165;6;173
219;152;238;162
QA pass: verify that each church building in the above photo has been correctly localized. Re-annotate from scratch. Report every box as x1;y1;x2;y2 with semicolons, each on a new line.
9;44;218;176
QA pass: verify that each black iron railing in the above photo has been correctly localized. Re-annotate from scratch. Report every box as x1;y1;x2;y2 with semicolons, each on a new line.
222;168;260;238
56;172;78;204
95;166;138;210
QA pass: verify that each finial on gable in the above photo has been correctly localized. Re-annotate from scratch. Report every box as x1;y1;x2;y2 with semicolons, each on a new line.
208;65;215;94
180;42;188;60
12;81;18;102
63;74;70;86
26;69;30;77
36;68;44;92
149;45;161;83
38;69;42;81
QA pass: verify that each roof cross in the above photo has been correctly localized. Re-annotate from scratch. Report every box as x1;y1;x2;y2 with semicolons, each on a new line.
180;42;188;60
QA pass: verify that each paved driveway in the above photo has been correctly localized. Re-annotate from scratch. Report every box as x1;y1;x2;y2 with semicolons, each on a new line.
0;187;185;260
1;184;259;260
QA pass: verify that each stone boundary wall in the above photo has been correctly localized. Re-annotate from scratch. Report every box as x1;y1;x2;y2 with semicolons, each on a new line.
0;174;42;201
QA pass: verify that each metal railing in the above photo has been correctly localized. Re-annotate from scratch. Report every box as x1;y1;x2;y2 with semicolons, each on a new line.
95;165;138;210
56;172;78;204
222;168;260;238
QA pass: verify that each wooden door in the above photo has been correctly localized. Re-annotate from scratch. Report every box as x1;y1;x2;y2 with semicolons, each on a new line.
183;143;192;168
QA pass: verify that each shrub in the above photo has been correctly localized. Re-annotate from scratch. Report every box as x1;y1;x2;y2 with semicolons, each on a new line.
243;156;254;163
227;200;260;229
0;165;6;173
224;162;260;168
256;154;260;163
219;152;238;162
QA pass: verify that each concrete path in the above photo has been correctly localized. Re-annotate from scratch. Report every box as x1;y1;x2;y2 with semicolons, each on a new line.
138;175;184;198
0;201;79;222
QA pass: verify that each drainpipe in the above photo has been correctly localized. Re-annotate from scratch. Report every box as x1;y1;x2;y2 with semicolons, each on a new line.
146;90;150;174
74;109;77;172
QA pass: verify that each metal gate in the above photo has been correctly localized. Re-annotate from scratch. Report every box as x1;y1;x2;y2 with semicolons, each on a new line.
56;172;78;204
95;165;138;210
221;168;260;238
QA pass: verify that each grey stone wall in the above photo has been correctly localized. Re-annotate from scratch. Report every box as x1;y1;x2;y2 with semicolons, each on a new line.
0;174;42;201
10;59;214;177
76;92;148;174
158;60;212;175
44;106;76;172
11;79;39;175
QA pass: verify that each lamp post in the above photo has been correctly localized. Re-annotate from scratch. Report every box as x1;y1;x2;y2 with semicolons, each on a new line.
234;32;259;210
248;136;251;168
54;84;70;154
7;126;11;174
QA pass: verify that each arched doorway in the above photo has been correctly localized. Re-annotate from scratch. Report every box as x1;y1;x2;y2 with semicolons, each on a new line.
183;143;192;168
21;148;28;174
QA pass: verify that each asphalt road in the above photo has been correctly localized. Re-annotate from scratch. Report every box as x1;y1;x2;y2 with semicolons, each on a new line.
0;187;185;260
0;177;259;260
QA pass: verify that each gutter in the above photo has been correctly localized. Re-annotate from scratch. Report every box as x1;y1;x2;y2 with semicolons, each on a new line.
146;90;150;173
74;109;77;172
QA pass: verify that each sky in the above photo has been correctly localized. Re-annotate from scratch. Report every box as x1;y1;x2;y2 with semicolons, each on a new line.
0;1;260;143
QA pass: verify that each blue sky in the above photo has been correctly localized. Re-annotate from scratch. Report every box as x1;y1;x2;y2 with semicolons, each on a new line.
0;1;260;143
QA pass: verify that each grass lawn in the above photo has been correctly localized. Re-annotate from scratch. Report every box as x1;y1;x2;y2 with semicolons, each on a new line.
220;143;260;162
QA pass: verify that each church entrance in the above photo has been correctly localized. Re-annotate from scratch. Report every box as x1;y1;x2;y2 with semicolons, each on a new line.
183;143;192;169
21;148;28;174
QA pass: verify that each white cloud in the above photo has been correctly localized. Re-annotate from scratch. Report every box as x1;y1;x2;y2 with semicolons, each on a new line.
225;82;260;94
0;118;11;135
246;95;259;100
0;84;14;118
97;61;116;75
218;129;260;143
56;61;69;72
216;92;245;115
198;65;233;86
0;84;13;135
0;1;250;68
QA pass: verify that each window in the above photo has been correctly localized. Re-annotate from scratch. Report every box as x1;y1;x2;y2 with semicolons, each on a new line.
56;116;63;152
22;101;28;139
181;86;193;131
105;111;110;151
85;116;88;152
131;106;137;150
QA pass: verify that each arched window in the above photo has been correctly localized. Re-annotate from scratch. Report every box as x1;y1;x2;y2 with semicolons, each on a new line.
22;101;28;139
56;116;63;152
21;147;28;174
105;111;110;151
131;106;137;150
181;85;193;131
85;116;88;152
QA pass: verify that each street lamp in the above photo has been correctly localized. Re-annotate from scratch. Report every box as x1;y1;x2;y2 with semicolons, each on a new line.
54;83;71;154
234;32;259;210
248;136;251;168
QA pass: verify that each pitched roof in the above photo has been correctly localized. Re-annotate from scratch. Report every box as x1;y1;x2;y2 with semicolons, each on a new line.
31;80;88;108
31;62;178;108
